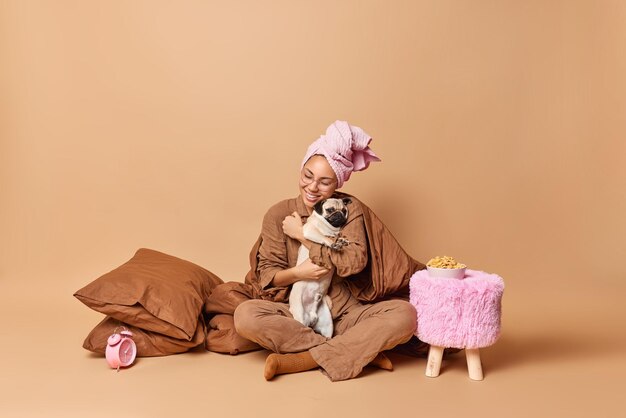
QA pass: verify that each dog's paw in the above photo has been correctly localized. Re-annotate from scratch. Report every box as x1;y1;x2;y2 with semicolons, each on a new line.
320;327;333;339
331;237;350;251
305;312;318;327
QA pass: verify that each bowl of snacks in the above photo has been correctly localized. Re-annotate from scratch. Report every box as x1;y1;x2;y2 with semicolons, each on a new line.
426;256;467;279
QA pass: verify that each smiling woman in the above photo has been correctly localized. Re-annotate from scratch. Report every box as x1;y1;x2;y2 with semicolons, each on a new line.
232;120;426;382
300;158;337;205
299;156;338;207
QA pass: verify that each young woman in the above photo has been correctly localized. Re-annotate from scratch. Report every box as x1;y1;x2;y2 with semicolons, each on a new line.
233;121;420;382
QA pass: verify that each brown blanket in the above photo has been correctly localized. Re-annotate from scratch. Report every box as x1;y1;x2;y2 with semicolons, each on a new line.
204;195;426;354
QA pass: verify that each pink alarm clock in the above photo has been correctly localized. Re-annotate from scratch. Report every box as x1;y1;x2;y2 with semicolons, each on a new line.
105;328;137;371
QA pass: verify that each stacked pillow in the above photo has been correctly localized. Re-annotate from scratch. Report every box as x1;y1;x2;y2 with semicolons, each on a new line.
74;248;223;356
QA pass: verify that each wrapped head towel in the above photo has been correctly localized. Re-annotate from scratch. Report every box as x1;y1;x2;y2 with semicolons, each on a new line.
301;120;381;188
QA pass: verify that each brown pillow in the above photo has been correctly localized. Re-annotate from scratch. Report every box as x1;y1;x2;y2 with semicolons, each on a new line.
83;316;206;356
205;314;262;355
204;281;256;315
74;248;223;340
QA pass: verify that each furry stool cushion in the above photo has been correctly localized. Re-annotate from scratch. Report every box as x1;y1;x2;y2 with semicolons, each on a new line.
409;269;504;349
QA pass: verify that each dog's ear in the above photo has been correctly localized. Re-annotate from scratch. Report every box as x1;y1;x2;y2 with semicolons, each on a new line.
313;200;325;215
342;197;352;206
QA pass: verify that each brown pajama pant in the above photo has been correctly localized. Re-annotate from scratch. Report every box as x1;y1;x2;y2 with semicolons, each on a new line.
233;298;417;381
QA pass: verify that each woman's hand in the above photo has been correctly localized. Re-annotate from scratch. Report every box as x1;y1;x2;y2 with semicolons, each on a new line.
282;211;305;242
294;258;330;281
271;259;330;287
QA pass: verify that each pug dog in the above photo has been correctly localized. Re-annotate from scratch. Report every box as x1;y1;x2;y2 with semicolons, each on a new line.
289;197;351;338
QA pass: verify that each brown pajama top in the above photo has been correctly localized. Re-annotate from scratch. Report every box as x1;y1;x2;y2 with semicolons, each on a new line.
256;192;367;317
233;193;422;381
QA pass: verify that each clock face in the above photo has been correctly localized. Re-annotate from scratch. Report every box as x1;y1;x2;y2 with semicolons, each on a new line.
118;339;136;366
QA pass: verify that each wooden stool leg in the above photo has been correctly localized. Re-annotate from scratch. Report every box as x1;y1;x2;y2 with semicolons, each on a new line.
425;345;444;377
465;348;483;381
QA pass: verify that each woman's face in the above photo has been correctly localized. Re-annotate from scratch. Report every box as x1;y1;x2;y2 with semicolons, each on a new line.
299;155;338;211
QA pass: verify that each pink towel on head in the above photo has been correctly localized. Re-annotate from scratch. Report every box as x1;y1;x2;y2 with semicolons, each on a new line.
301;120;381;188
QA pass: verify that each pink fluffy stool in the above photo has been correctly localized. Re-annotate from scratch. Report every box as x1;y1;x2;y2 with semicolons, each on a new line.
409;269;504;380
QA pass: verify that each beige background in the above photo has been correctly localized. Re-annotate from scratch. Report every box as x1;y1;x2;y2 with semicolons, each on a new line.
1;1;624;417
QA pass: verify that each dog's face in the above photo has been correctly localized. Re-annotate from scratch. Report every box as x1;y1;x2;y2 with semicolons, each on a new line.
313;197;352;228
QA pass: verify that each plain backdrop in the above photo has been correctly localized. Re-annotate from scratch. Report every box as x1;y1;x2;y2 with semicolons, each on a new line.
1;1;624;417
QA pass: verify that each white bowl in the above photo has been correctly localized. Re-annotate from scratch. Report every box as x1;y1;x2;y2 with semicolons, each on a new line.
426;266;466;279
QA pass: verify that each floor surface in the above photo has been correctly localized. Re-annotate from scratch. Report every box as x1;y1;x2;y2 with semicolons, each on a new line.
1;275;623;418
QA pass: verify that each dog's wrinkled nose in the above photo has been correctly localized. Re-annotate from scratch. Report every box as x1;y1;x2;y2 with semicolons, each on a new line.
327;211;347;228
